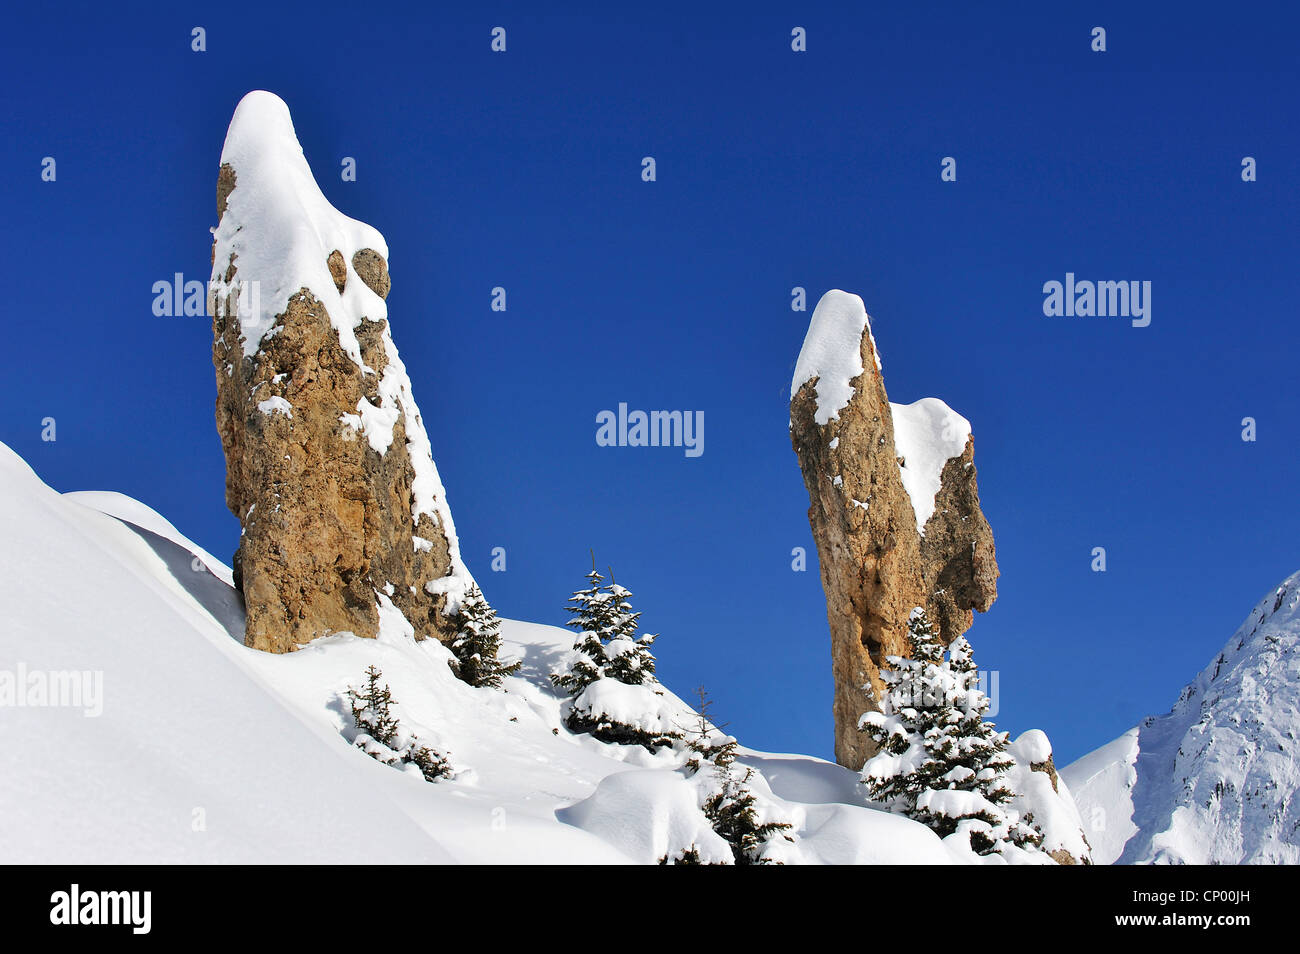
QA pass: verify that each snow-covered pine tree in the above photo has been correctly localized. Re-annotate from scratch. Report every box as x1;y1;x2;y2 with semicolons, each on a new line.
553;557;680;751
858;609;948;808
550;563;616;695
448;583;521;689
406;740;453;782
701;769;793;866
551;560;661;694
684;688;794;865
917;632;1042;854
600;573;658;686
348;664;400;756
859;608;1043;859
346;665;453;782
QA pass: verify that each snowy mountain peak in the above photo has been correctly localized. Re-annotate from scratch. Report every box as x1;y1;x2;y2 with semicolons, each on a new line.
1064;569;1300;864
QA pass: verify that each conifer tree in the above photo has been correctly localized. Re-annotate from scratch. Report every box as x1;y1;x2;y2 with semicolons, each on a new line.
684;688;794;865
346;665;453;782
406;740;453;782
683;686;733;774
551;558;660;693
658;846;708;865
600;573;658;686
551;562;617;695
860;608;1042;857
448;583;521;689
348;664;400;752
552;556;678;751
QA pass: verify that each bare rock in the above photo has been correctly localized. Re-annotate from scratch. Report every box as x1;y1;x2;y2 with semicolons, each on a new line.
351;248;390;299
326;250;347;293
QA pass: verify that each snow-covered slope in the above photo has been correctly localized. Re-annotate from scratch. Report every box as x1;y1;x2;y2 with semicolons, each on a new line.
0;440;971;864
1063;571;1300;865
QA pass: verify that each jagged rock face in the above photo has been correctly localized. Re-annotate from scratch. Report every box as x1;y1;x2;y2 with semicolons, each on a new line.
790;290;998;770
921;443;999;645
208;91;470;653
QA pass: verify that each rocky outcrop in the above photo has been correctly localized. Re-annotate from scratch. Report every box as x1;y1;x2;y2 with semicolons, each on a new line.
790;290;998;770
207;91;471;654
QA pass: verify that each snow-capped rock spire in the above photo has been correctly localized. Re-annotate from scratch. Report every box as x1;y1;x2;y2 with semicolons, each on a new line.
789;289;998;770
208;90;471;653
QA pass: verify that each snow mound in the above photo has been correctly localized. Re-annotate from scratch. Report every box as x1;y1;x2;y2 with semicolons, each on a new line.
62;490;234;587
1006;731;1092;863
559;770;734;864
1014;728;1053;764
1059;729;1139;865
791;289;880;425
1064;571;1300;865
890;398;972;532
569;678;691;738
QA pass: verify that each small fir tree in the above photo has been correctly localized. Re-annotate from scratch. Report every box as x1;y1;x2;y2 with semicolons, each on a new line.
685;688;794;865
448;584;521;689
346;665;452;782
600;575;658;686
551;562;618;695
348;664;400;752
552;556;678;750
683;686;733;773
552;558;661;694
859;608;1042;857
658;846;709;865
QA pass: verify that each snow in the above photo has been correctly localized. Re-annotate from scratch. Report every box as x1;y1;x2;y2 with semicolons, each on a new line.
257;395;293;418
559;770;734;864
1006;731;1092;862
890;398;971;533
0;439;971;865
208;90;472;613
1063;570;1300;865
61;491;234;587
568;678;689;738
1014;728;1053;764
791;289;880;425
1059;729;1139;865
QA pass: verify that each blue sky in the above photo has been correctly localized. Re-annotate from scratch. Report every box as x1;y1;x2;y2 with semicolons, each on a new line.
2;2;1297;765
